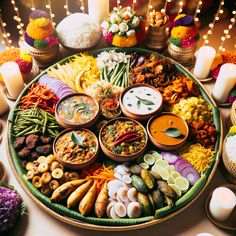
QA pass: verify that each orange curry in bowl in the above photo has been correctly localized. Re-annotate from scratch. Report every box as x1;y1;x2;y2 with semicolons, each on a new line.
57;94;99;125
149;113;188;146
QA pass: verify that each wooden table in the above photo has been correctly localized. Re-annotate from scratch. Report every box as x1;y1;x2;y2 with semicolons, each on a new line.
1;21;235;235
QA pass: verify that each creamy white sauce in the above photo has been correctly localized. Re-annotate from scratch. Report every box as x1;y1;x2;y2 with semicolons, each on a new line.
122;86;162;115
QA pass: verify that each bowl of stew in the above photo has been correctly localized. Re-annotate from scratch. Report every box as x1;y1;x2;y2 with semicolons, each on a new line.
99;117;148;162
55;93;100;129
53;128;99;169
147;112;189;151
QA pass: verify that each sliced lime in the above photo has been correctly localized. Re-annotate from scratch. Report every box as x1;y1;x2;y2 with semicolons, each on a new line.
175;176;189;192
155;160;169;168
171;171;181;179
152;152;162;161
159;168;169;181
169;184;182;197
151;164;164;174
167;176;175;185
144;154;155;166
166;165;175;174
139;162;149;169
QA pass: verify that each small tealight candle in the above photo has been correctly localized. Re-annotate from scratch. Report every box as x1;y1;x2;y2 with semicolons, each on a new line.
88;0;109;23
0;62;24;99
0;90;9;116
193;46;216;80
212;63;236;103
209;187;236;221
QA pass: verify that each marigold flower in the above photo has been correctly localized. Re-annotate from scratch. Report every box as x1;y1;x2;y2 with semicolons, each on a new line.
112;34;137;47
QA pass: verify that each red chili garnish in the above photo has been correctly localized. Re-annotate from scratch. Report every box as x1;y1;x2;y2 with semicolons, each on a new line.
114;134;137;146
125;136;142;143
115;130;137;142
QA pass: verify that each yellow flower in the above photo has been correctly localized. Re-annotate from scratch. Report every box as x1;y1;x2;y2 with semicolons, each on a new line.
171;25;198;39
20;50;32;63
26;22;54;40
112;34;137;47
29;17;50;27
229;126;236;134
174;14;186;21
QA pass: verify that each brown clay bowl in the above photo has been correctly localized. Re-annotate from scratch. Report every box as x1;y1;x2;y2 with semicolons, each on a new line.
119;84;163;121
55;93;100;129
99;117;148;162
53;128;99;170
147;112;189;151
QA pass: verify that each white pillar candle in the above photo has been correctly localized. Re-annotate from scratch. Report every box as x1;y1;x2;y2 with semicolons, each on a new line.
209;187;236;221
212;63;236;103
88;0;109;23
193;46;216;80
0;90;9;116
0;62;24;99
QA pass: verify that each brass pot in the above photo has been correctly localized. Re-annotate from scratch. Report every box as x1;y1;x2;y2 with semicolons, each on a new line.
27;44;60;68
145;20;169;51
168;42;197;68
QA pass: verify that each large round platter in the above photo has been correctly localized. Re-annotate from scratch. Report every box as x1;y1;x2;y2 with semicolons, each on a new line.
7;48;222;231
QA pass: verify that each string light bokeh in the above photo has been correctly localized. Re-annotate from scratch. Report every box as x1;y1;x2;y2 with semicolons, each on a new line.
0;9;13;49
11;0;24;37
218;10;236;52
202;0;225;45
193;0;202;22
64;0;71;16
45;0;56;26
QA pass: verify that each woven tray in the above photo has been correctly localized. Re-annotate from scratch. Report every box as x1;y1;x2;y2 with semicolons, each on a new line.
7;48;223;231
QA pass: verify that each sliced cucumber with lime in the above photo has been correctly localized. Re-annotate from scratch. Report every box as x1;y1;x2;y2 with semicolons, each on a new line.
175;176;189;192
143;154;155;165
139;162;149;170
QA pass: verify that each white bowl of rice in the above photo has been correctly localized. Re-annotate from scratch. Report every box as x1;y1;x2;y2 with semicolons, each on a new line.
56;13;102;51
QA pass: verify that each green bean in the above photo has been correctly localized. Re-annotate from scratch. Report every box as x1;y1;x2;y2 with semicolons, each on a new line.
16;126;34;137
12;108;62;138
24;118;43;125
109;62;120;81
47;128;57;137
43;112;48;134
103;66;109;81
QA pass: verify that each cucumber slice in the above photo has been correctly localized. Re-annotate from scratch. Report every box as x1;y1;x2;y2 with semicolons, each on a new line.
144;154;155;166
151;164;163;174
175;176;190;192
139;163;149;170
155;160;169;167
159;168;169;181
152;152;162;161
167;176;175;185
171;171;181;179
166;165;175;174
169;184;182;197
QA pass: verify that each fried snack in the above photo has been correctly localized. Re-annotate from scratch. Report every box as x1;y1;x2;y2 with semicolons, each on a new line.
163;76;199;106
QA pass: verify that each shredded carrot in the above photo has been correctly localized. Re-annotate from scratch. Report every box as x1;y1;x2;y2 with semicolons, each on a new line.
20;83;59;114
81;163;115;193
